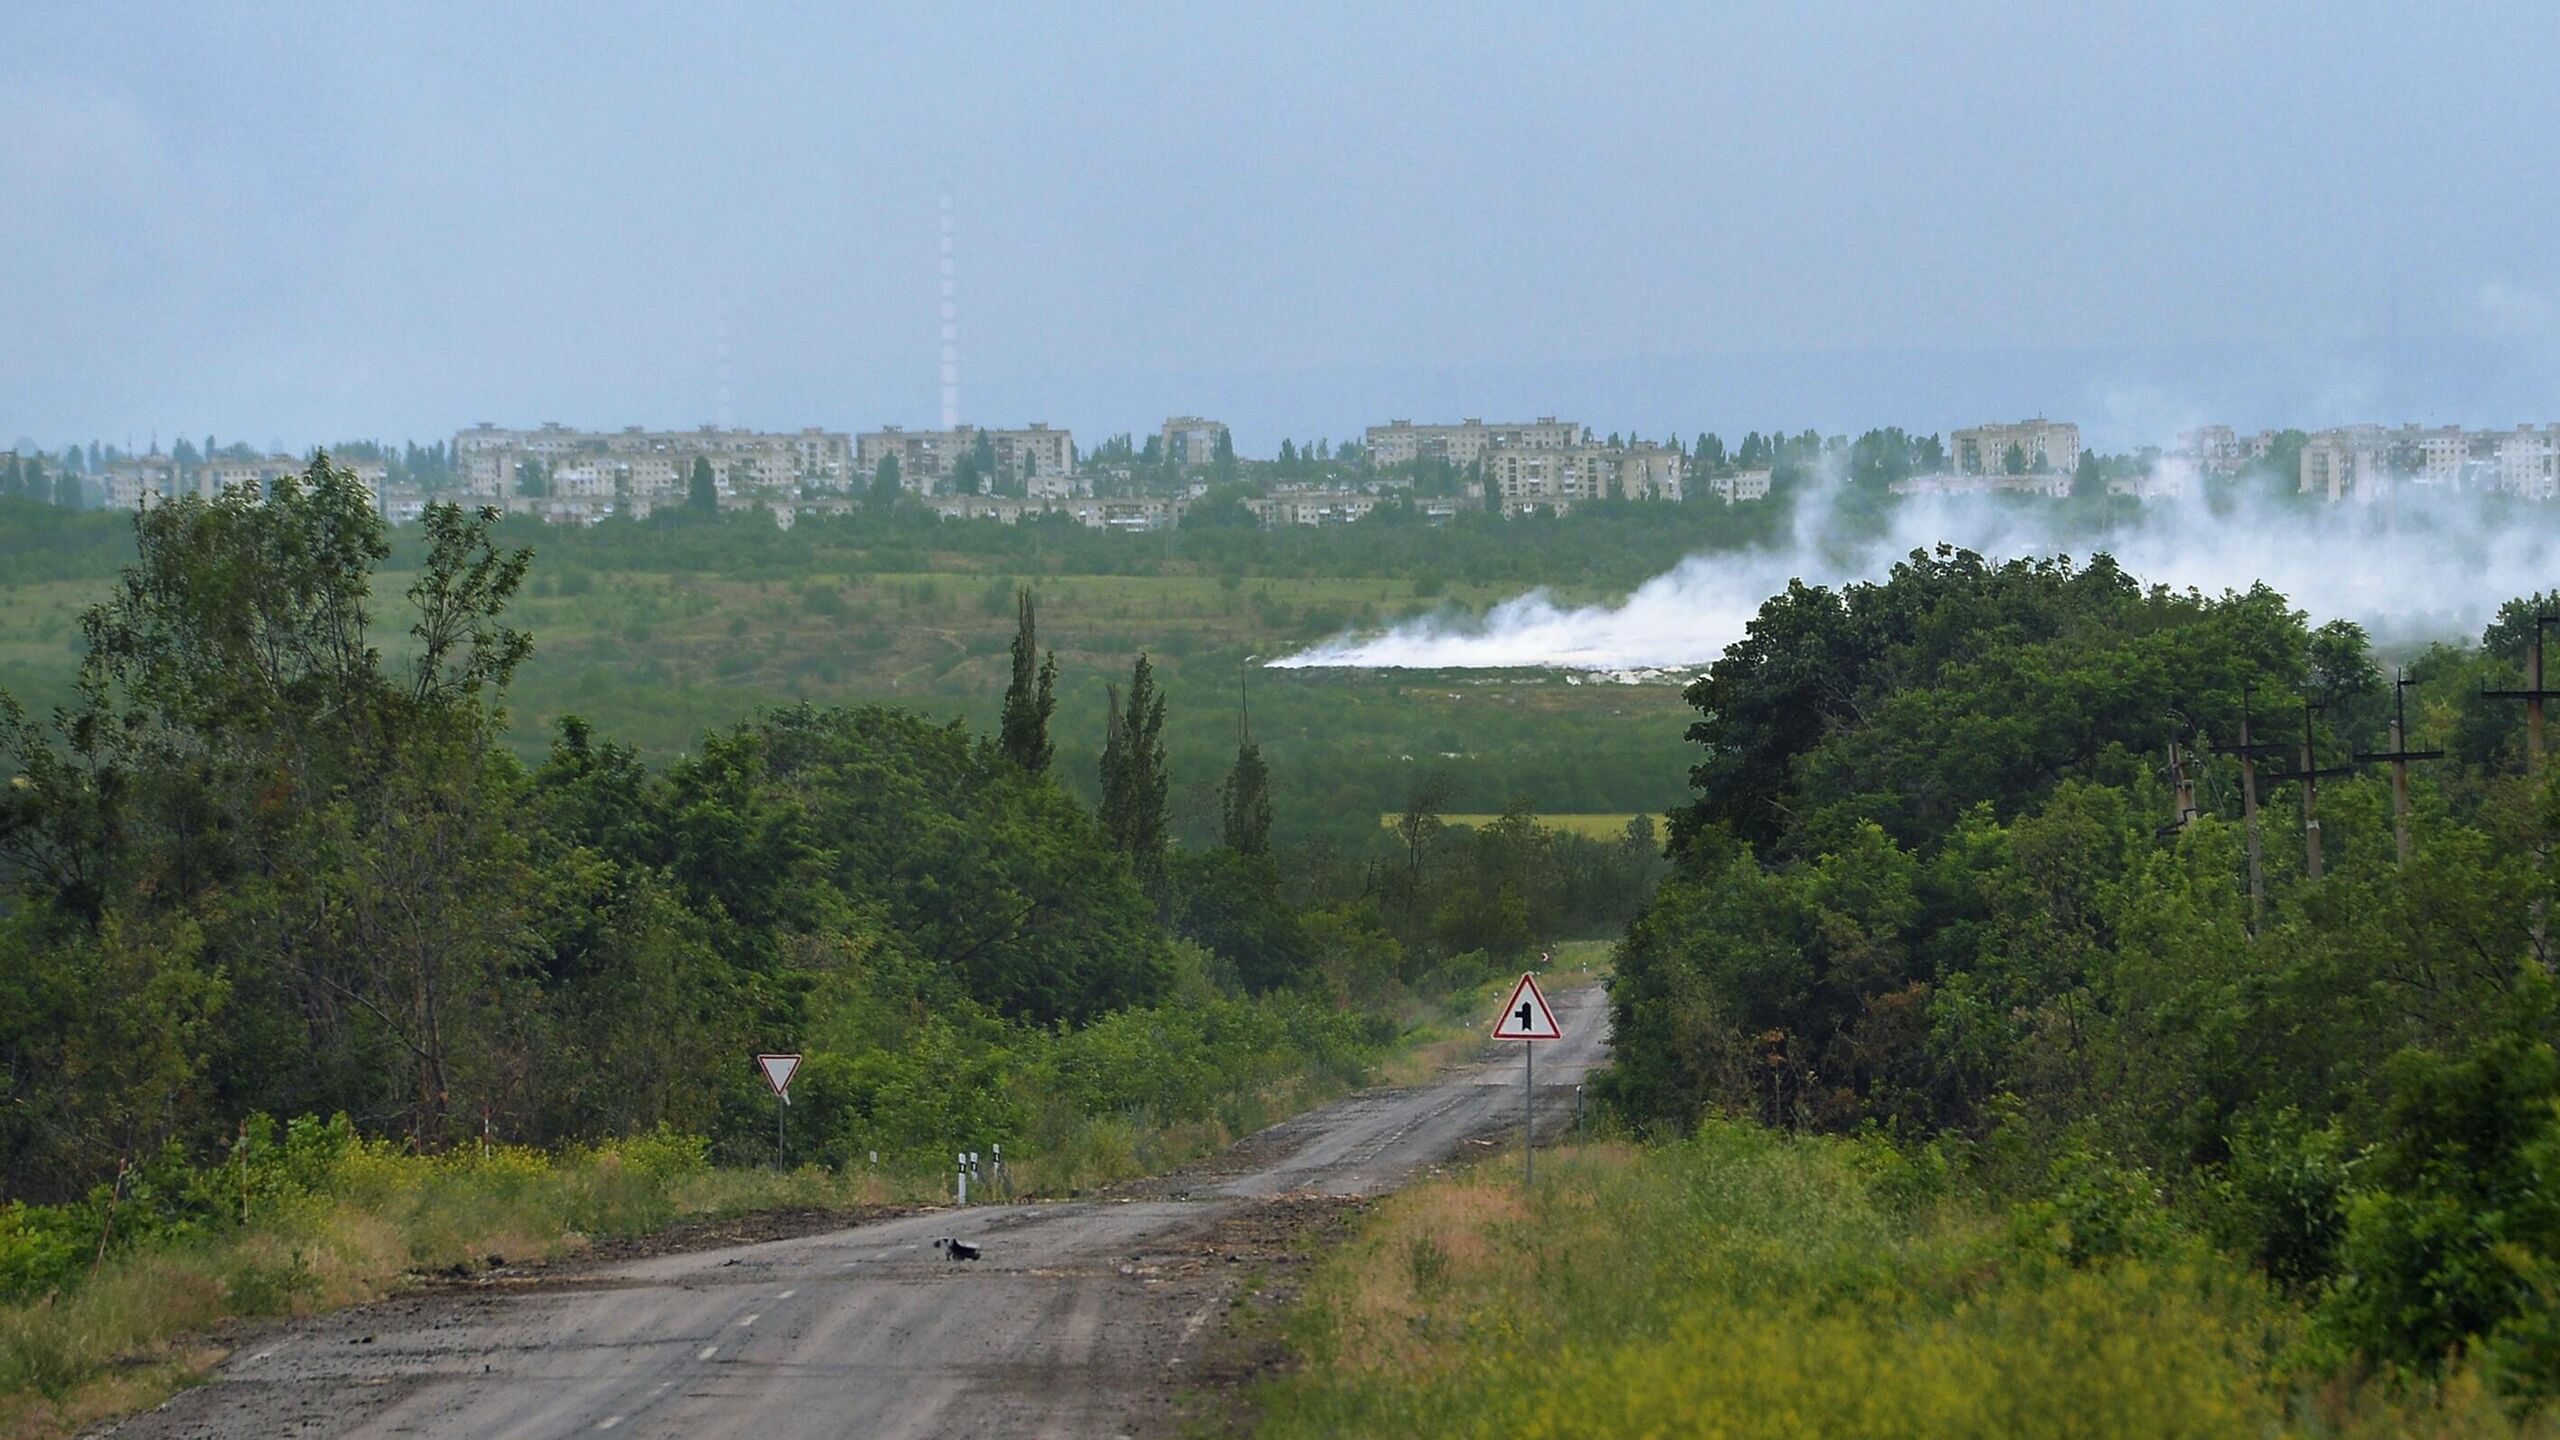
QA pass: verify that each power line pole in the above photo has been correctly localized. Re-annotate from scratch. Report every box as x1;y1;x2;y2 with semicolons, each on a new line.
2481;614;2560;773
2482;616;2560;966
2265;700;2359;881
2156;725;2201;841
2210;683;2285;932
2354;670;2443;868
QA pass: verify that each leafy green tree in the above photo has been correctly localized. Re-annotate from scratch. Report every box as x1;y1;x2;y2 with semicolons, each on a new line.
998;585;1057;772
869;452;902;506
0;458;539;1152
2003;441;2028;476
1220;722;1274;856
1183;484;1258;529
2319;997;2560;1395
688;455;718;514
1171;849;1306;993
516;457;549;498
1098;655;1169;901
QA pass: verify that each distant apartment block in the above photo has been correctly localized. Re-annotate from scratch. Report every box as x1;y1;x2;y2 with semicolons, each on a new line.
455;423;854;505
2108;458;2195;501
1950;419;2079;478
1160;416;1229;467
1710;468;1773;504
99;453;181;509
2299;427;2392;503
1485;442;1682;513
1366;417;1586;467
2175;425;2240;471
854;424;1074;493
1891;470;2073;499
1249;491;1383;526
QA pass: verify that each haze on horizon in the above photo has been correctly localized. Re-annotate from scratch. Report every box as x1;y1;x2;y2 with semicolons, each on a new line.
4;1;2556;454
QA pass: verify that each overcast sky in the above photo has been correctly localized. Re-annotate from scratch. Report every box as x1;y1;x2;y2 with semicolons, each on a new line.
4;2;2555;453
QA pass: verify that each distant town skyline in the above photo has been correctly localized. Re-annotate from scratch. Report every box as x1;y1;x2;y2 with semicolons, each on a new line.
4;4;2555;452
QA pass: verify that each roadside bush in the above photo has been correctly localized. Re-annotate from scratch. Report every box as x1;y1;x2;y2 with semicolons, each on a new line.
2318;1012;2560;1398
2206;1107;2350;1292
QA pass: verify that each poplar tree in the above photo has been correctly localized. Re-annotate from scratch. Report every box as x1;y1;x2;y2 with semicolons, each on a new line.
688;456;718;514
998;585;1057;772
1219;729;1272;856
1098;655;1168;898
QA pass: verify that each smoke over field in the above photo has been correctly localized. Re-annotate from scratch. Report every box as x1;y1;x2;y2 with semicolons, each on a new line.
1273;467;2558;672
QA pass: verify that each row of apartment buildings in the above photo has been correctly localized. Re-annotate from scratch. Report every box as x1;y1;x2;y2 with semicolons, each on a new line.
2295;423;2560;502
2166;421;2560;502
1363;417;1695;512
96;450;391;511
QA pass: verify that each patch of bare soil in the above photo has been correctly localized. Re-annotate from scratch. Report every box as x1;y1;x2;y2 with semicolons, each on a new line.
1143;1196;1370;1439
405;1203;919;1295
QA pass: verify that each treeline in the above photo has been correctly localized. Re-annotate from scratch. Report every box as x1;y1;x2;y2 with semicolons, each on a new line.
0;459;1658;1210
1602;547;2560;1398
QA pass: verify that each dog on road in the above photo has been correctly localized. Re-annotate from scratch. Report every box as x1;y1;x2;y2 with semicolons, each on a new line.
935;1237;981;1262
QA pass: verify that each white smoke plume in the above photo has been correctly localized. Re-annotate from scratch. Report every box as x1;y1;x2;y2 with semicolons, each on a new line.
1271;454;2558;672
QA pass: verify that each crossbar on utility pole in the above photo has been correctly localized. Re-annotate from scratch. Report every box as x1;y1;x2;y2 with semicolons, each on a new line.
2354;670;2444;868
2210;683;2288;931
2265;700;2360;881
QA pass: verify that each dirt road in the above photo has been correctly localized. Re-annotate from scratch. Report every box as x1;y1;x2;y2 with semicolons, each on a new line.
108;982;1609;1439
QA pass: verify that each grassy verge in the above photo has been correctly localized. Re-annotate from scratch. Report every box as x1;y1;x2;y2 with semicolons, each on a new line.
0;1131;922;1440
1247;1125;2557;1439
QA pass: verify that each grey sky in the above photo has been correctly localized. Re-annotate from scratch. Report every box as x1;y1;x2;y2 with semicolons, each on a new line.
4;1;2554;453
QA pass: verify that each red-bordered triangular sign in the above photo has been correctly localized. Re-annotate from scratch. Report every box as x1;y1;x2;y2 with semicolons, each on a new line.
758;1053;803;1099
1491;972;1562;1040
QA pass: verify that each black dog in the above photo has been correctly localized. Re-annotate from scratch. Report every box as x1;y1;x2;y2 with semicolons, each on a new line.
936;1237;981;1261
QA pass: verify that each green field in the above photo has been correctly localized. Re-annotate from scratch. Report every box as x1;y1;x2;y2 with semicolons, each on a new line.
1378;811;1648;840
0;551;1695;852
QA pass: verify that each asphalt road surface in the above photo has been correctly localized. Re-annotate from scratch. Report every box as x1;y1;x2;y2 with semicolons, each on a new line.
110;981;1610;1440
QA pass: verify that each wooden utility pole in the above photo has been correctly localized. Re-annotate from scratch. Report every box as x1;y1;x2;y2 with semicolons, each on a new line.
2156;727;2201;841
2481;615;2560;772
2266;700;2359;881
2354;670;2443;868
2483;616;2560;964
2211;683;2286;931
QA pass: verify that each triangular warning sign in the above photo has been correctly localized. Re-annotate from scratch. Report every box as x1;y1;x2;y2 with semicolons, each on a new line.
1491;972;1562;1041
757;1053;802;1100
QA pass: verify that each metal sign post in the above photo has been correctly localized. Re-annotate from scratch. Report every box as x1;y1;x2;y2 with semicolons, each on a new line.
1490;971;1564;1186
757;1054;802;1170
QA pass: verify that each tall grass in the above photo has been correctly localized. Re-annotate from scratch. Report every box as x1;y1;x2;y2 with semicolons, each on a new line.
1252;1126;2558;1439
0;1132;912;1440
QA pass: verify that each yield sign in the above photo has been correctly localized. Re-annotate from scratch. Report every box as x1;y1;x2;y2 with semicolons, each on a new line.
1491;972;1562;1041
757;1053;803;1102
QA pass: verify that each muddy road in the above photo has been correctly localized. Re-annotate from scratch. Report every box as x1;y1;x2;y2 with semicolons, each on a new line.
109;982;1609;1439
